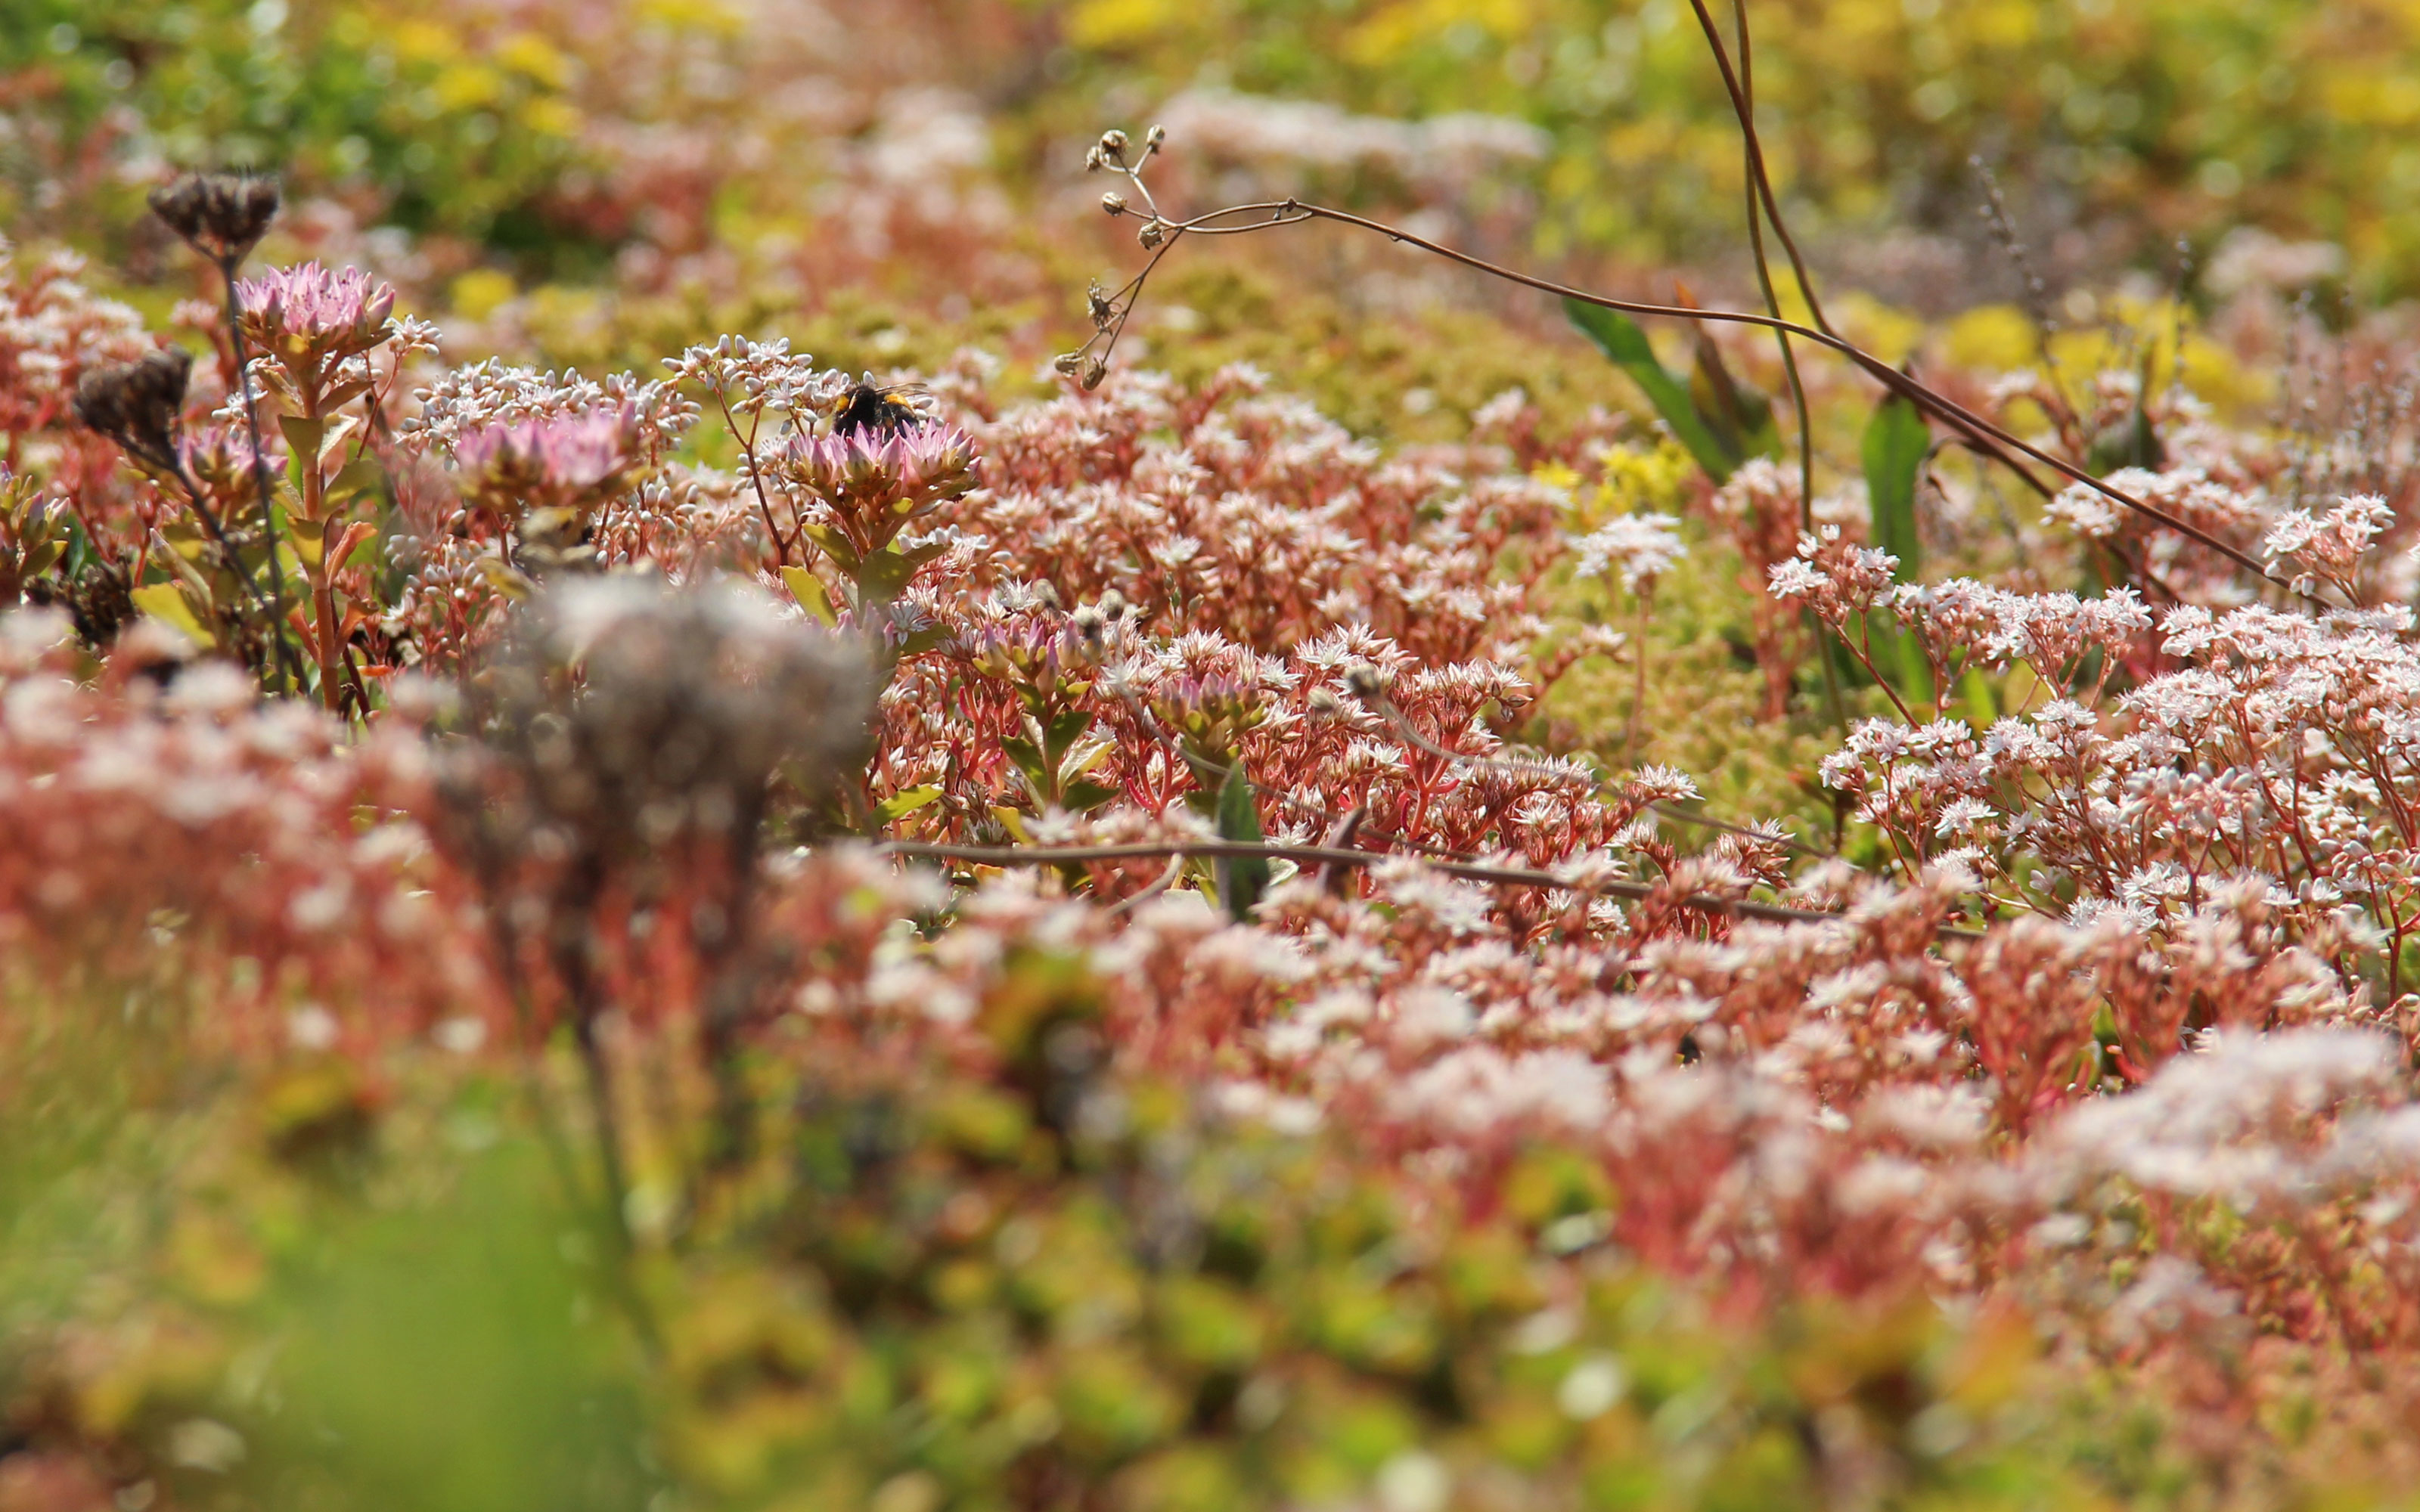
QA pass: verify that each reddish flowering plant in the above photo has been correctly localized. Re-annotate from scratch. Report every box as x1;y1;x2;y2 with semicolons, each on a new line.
772;418;980;612
236;260;398;413
20;198;2420;1499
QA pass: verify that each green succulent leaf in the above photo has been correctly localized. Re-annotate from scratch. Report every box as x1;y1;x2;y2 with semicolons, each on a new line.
874;785;945;823
1860;389;1934;703
780;565;839;626
1861;392;1929;581
1564;299;1739;481
1212;766;1269;922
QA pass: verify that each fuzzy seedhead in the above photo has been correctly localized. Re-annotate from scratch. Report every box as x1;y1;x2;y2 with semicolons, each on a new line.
446;578;874;873
73;348;195;476
147;172;281;266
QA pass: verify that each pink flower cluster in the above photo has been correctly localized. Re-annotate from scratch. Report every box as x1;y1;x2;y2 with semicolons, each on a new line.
237;261;397;368
449;404;650;521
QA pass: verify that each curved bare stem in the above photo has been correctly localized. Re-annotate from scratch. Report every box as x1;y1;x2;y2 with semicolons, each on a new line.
883;838;1976;937
1100;197;2313;603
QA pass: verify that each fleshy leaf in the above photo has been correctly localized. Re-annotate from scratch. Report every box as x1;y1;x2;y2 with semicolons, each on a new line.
874;785;945;823
781;565;839;626
1212;766;1269;922
1564;299;1738;481
132;582;216;647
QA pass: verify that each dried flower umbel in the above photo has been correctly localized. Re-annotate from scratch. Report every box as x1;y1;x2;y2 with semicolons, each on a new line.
147;172;281;266
70;347;274;643
70;347;195;477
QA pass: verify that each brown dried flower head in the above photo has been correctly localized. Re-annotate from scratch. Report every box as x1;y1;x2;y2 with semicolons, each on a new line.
147;172;282;265
72;347;195;476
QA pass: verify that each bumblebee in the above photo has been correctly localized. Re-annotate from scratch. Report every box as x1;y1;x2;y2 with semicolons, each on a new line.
830;373;934;437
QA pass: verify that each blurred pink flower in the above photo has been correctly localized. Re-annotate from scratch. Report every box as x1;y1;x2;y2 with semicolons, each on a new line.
451;404;646;522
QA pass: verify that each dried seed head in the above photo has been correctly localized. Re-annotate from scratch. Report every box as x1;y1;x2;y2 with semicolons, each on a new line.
448;578;874;869
1100;192;1128;217
73;347;195;475
1145;124;1167;150
147;172;281;265
1098;129;1131;163
1137;219;1166;249
1053;352;1084;377
1081;356;1108;392
1086;283;1116;329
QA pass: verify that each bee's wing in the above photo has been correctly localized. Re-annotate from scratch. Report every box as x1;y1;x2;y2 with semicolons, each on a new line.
879;382;938;422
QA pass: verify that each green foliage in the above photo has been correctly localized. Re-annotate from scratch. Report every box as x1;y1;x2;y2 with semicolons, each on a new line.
1564;299;1739;480
1860;390;1933;702
1861;393;1930;577
0;967;2165;1512
1212;764;1269;920
1050;0;2420;293
6;0;594;257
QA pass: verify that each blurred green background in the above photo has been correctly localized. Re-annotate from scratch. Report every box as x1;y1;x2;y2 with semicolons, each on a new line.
5;0;2410;302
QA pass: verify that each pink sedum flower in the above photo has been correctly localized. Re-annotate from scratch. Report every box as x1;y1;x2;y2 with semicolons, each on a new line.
774;419;980;559
237;261;397;364
780;423;977;511
451;404;647;523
